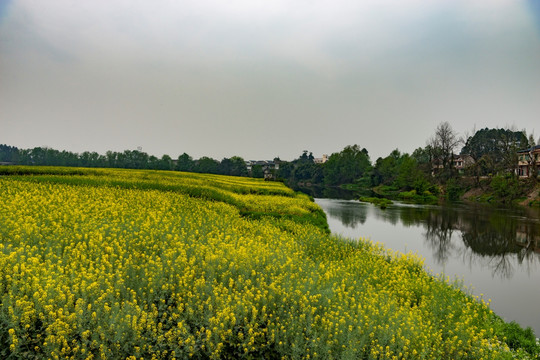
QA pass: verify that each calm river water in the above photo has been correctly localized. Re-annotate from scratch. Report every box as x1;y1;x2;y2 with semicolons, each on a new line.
315;198;540;336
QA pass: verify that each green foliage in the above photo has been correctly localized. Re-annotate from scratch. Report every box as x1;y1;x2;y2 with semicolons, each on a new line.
0;144;19;163
176;152;194;172
220;156;248;177
250;164;264;178
494;320;540;355
462;128;528;163
446;178;466;201
194;156;220;174
462;128;528;175
2;144;253;178
275;151;324;185
323;145;371;186
369;149;438;204
371;149;401;186
490;174;523;203
397;190;439;204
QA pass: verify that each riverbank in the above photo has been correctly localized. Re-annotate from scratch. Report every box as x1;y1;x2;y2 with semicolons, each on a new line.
459;177;540;207
338;176;540;208
1;167;538;359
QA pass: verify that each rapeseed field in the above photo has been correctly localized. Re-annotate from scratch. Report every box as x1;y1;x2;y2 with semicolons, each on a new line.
0;167;536;359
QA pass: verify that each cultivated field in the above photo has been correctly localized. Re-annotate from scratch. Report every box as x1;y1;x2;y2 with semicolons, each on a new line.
0;167;534;359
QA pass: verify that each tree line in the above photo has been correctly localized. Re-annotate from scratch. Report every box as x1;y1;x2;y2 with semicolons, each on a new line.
1;123;538;199
0;146;249;176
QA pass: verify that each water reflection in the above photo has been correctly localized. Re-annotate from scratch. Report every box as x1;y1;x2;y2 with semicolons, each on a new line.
319;199;540;279
420;204;540;278
324;202;367;228
292;185;359;200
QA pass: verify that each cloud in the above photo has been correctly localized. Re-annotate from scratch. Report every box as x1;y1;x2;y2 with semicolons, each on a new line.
1;0;539;160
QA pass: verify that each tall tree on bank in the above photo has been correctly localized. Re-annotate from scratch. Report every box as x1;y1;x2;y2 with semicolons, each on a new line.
323;145;371;186
461;128;528;175
429;122;461;179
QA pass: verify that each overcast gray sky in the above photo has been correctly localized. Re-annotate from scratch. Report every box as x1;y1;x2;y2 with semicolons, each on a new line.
1;0;539;161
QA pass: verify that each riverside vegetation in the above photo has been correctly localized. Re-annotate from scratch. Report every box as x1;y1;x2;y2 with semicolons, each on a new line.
2;124;540;208
0;166;539;359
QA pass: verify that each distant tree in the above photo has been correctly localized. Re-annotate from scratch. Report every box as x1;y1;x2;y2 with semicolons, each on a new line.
158;154;173;170
293;161;321;183
395;155;423;190
148;155;159;169
323;145;371;186
219;158;233;175
461;128;528;175
276;161;294;180
251;164;264;178
106;151;118;168
0;144;19;163
371;149;401;186
429;122;461;179
528;134;536;147
299;150;310;162
219;157;248;176
176;153;194;172
194;156;220;174
411;146;434;175
228;156;248;177
218;157;248;176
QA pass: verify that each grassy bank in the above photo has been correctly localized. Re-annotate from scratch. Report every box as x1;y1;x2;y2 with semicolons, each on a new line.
0;166;538;359
450;176;540;207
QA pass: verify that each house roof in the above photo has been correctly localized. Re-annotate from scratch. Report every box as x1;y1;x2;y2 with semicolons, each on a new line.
517;145;540;153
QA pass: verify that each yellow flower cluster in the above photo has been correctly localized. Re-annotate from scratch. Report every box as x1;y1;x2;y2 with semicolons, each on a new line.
0;169;512;359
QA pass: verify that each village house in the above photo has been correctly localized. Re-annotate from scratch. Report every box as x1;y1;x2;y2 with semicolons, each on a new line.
452;154;475;174
246;160;280;180
517;145;540;177
432;154;475;175
314;154;329;164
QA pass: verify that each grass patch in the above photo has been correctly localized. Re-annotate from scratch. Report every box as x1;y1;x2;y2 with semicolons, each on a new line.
358;196;393;209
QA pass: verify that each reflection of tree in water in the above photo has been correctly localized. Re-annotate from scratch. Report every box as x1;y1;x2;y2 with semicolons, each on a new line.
321;197;540;279
393;203;540;279
514;222;540;269
293;185;357;200
374;207;400;226
423;207;460;265
398;206;430;227
451;205;539;279
326;203;368;228
458;208;523;278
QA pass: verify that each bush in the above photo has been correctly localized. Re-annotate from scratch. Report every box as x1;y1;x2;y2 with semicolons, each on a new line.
490;174;522;203
446;178;465;201
495;321;540;355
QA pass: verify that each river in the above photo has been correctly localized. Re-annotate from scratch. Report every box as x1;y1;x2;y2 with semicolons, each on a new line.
315;198;540;336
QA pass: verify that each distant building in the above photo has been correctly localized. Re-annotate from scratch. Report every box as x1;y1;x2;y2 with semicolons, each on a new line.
314;154;328;164
517;145;540;177
246;160;279;179
432;154;475;175
453;155;475;174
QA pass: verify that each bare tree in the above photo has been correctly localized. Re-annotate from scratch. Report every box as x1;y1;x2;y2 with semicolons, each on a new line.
429;122;461;177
